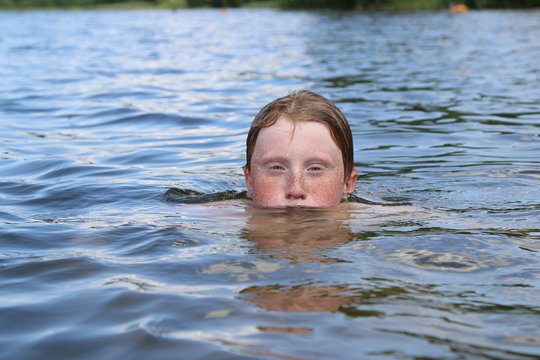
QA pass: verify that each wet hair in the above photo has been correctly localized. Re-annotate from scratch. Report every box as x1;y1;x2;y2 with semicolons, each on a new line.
245;90;355;179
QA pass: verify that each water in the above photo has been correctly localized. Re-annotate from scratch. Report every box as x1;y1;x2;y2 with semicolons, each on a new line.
1;8;539;359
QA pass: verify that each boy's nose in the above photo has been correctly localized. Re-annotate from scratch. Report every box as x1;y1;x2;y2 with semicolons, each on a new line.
285;171;306;200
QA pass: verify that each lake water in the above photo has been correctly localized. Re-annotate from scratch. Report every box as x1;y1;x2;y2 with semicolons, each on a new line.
1;8;539;359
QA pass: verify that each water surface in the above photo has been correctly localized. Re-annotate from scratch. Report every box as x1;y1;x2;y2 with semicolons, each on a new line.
1;8;539;359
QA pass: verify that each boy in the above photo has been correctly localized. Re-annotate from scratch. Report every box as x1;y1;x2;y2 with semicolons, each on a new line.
243;90;358;208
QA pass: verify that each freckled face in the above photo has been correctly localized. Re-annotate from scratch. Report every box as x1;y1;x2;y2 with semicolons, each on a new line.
244;116;356;208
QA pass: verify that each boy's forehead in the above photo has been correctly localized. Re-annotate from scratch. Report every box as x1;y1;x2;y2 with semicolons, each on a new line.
258;118;329;143
266;116;295;132
254;117;340;156
263;116;331;136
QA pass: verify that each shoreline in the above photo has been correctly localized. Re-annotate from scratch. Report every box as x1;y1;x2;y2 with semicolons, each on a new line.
2;0;539;11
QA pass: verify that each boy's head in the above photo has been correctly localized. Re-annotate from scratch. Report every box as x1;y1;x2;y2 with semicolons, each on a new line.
244;90;357;208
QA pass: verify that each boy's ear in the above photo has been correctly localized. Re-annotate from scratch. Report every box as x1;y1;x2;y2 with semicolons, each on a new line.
343;169;358;196
243;165;252;197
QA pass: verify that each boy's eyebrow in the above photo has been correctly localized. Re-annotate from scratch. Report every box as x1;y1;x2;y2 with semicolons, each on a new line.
256;154;334;165
255;155;290;164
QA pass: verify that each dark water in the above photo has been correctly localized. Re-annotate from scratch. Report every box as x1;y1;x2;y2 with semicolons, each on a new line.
1;8;539;359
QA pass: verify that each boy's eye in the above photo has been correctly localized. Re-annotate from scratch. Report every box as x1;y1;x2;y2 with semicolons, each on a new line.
270;165;285;171
308;166;323;171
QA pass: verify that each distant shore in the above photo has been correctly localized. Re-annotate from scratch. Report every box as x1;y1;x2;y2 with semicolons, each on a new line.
2;0;539;11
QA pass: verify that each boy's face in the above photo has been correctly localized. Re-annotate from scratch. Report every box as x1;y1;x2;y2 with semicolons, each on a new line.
244;116;357;208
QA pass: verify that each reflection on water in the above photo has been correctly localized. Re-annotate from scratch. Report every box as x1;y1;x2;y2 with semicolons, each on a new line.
1;8;539;360
243;207;354;263
241;283;359;313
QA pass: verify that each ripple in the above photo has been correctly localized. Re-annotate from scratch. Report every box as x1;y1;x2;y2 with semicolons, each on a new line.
78;112;214;129
162;188;246;204
389;249;487;272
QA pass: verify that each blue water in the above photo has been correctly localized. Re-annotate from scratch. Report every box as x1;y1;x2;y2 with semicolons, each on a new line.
1;8;539;359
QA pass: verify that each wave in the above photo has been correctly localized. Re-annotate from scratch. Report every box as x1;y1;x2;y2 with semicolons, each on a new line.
162;188;247;204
